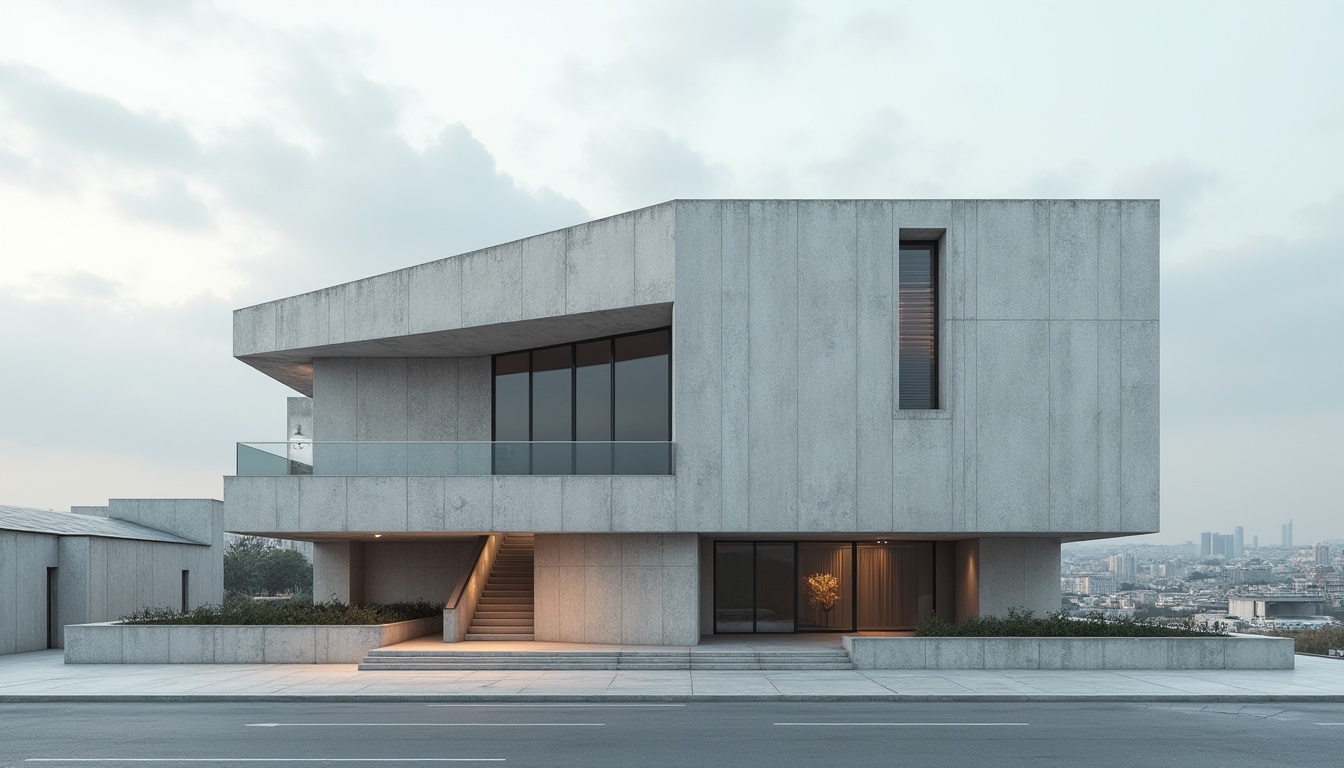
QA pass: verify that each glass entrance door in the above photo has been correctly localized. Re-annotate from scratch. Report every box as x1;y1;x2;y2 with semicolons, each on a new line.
713;542;796;633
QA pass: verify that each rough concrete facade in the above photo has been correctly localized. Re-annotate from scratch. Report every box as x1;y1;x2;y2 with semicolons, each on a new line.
1;500;223;654
225;199;1160;642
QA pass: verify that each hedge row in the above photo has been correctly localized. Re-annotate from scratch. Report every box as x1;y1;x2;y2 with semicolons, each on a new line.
120;599;441;626
914;609;1228;638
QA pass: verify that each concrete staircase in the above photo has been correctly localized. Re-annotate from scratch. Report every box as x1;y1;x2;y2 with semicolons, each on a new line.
358;647;854;671
464;533;535;641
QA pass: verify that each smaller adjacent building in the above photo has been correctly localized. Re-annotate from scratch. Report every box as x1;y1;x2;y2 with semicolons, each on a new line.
0;500;223;655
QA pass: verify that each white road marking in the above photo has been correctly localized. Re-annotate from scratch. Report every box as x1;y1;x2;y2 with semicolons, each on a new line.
1315;723;1344;725
774;722;1029;727
26;760;502;763
427;704;684;708
246;723;602;728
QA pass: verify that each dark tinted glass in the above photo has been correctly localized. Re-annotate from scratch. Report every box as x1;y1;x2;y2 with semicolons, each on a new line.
714;543;755;633
575;340;612;441
530;346;573;441
613;330;670;473
899;244;937;409
754;543;796;633
575;340;613;473
493;353;530;442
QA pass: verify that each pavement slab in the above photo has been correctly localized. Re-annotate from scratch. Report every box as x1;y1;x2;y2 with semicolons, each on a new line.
2;649;1343;702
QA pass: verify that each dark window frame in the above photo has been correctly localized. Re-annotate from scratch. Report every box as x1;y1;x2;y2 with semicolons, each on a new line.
491;328;673;475
898;240;939;410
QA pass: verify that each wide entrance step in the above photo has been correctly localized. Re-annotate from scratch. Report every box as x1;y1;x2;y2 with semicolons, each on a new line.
465;533;535;641
358;647;854;671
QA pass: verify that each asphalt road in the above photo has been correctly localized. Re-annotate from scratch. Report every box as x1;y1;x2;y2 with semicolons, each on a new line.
3;701;1344;767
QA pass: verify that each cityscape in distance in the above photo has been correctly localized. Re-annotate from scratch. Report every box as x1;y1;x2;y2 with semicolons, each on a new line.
1062;520;1342;634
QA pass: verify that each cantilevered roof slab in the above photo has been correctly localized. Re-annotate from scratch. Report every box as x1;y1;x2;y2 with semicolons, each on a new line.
234;202;675;394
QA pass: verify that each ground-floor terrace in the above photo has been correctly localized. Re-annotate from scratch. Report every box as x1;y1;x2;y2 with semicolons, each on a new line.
305;532;1063;647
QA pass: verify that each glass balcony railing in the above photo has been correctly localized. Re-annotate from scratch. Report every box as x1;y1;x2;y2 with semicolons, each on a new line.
236;441;676;477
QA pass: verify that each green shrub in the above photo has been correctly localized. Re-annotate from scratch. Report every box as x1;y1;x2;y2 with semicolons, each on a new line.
1262;625;1344;655
119;599;441;626
914;609;1227;638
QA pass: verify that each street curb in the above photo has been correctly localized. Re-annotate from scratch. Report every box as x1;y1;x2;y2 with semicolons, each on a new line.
5;693;1344;703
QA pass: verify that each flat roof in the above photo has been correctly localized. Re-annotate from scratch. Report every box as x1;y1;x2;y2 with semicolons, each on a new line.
0;504;200;544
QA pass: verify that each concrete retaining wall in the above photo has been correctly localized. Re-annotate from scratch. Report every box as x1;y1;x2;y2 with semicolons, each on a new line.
64;616;442;664
842;634;1295;670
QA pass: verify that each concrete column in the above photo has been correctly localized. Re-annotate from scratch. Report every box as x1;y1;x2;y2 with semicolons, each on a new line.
533;533;699;645
313;541;365;604
975;537;1062;617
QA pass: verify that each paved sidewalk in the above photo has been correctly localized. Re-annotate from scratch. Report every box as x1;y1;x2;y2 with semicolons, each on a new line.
2;649;1343;702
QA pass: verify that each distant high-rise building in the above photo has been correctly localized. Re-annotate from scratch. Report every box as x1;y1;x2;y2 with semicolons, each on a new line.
1315;543;1331;565
1202;532;1235;558
1107;554;1137;580
1253;534;1259;549
1282;520;1294;548
1234;526;1244;558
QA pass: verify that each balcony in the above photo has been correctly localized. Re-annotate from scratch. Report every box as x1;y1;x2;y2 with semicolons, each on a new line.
236;441;676;477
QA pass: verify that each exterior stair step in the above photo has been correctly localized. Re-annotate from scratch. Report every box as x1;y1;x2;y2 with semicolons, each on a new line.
358;648;855;671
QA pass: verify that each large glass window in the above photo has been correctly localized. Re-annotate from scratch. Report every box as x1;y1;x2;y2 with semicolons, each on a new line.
898;242;938;410
797;543;853;631
714;540;934;633
491;328;671;474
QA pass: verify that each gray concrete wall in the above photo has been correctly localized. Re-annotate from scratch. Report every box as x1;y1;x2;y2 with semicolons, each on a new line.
225;475;676;535
360;541;476;604
533;533;698;645
976;537;1062;617
843;635;1294;670
0;531;59;655
81;536;220;624
93;499;223;547
64;616;442;664
234;203;675;357
670;199;1159;537
311;357;491;442
313;541;363;603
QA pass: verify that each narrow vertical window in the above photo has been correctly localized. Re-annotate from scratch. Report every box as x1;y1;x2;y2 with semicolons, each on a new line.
898;242;937;410
181;570;190;613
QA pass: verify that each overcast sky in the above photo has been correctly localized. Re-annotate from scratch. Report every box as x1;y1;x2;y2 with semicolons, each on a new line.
1;0;1340;545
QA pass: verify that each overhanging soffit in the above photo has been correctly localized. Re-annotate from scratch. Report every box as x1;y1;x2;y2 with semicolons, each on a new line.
237;303;674;395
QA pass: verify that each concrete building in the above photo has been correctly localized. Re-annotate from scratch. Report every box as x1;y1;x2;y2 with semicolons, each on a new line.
225;199;1160;644
1062;573;1120;597
0;500;224;655
1107;554;1137;580
1229;595;1327;621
